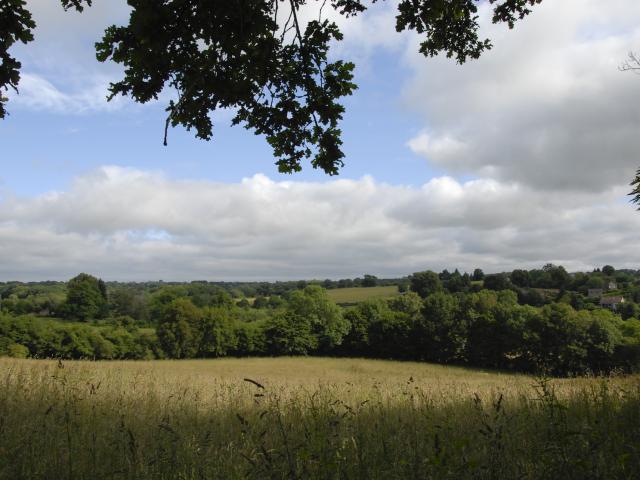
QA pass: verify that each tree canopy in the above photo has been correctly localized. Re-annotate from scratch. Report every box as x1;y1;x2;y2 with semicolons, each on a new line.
2;0;541;174
63;272;108;321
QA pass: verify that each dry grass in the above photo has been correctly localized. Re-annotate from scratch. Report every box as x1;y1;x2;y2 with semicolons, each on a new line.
1;357;639;479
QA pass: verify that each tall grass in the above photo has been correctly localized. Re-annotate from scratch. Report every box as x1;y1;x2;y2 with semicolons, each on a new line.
0;358;639;479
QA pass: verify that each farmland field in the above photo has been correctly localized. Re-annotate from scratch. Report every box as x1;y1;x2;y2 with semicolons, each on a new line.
325;285;400;304
1;357;639;479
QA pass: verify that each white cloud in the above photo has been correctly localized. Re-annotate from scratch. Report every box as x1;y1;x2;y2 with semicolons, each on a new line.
407;133;469;166
9;0;401;115
403;0;640;192
9;73;124;114
1;167;638;281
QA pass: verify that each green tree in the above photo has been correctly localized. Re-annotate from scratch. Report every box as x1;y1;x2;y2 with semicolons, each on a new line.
342;298;412;359
416;291;465;363
586;275;605;289
156;298;202;358
583;310;621;372
523;303;590;374
544;264;570;289
64;273;108;321
149;286;188;321
253;296;269;309
110;287;150;322
2;0;540;173
6;343;29;358
235;321;267;356
286;285;348;352
602;265;615;277
472;268;485;281
263;310;317;355
465;292;526;369
198;307;238;357
410;270;443;299
341;305;372;356
483;273;511;291
619;302;640;321
362;274;378;287
510;269;531;288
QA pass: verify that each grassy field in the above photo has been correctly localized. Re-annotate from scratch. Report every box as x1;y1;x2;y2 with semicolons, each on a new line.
1;357;639;479
326;285;400;304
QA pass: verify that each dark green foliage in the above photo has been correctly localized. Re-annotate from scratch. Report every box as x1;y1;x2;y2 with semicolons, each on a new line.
198;307;238;357
237;297;251;309
465;290;526;368
510;269;530;287
59;0;91;11
364;298;416;359
516;287;545;307
545;263;571;289
264;310;317;355
472;268;485;281
156;298;203;358
234;320;266;355
619;301;640;320
94;0;357;174
109;287;150;323
63;273;108;321
285;285;349;352
340;303;377;355
1;0;542;174
0;282;66;316
483;273;511;291
631;168;640;207
410;270;443;298
0;313;157;359
419;291;465;362
253;295;269;309
4;268;640;376
439;269;471;293
362;274;378;287
0;0;35;118
396;0;543;62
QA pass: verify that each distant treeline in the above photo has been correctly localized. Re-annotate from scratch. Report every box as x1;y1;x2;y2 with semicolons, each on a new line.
2;265;640;376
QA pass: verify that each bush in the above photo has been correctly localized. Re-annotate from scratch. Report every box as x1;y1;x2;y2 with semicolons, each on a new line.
6;343;29;358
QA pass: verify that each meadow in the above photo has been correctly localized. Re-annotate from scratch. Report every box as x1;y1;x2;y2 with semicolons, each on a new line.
325;285;400;305
1;357;639;479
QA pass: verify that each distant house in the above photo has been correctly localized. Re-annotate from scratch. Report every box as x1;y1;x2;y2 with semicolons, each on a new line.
606;281;618;291
600;296;625;311
588;288;604;298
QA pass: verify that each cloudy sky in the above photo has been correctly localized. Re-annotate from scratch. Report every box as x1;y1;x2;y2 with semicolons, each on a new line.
2;0;640;281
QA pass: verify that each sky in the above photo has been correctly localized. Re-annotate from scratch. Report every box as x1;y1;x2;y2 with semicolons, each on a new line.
1;0;640;281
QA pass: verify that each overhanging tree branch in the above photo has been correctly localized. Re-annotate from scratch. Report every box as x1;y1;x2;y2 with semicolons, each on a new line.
620;51;640;74
2;0;545;174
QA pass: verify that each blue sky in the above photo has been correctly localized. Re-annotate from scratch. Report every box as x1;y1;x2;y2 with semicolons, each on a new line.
1;0;640;281
2;47;436;195
1;1;436;195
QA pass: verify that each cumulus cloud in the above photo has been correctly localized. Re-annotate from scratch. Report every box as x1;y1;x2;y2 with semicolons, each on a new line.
1;167;638;281
403;0;640;192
